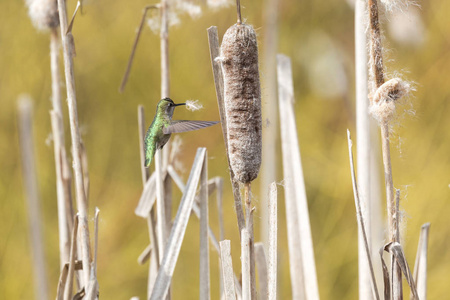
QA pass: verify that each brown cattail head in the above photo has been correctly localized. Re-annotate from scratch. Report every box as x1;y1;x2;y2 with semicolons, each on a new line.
220;23;262;183
26;0;60;31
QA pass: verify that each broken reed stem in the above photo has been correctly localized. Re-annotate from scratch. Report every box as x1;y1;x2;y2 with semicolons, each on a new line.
260;0;279;251
138;106;160;295
219;240;237;300
413;223;430;300
64;215;79;300
18;97;49;300
56;0;92;285
244;183;256;299
155;150;167;264
120;5;159;93
241;228;251;300
199;155;210;300
207;26;245;237
49;26;72;269
347;131;380;300
368;0;402;297
355;0;372;298
267;182;277;300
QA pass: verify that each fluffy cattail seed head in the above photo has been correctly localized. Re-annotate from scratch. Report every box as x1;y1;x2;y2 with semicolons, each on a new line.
26;0;59;31
221;23;262;183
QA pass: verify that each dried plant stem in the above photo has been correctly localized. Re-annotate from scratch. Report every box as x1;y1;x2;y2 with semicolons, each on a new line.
260;0;279;251
368;0;401;297
355;0;373;298
348;131;380;300
155;150;167;263
219;240;237;300
18;98;49;300
412;223;430;300
64;215;79;300
207;26;245;237
199;156;210;300
267;182;277;300
236;0;242;24
120;6;159;93
244;183;256;299
277;54;319;300
241;228;251;300
138;106;160;295
255;243;268;300
56;0;91;285
150;148;207;300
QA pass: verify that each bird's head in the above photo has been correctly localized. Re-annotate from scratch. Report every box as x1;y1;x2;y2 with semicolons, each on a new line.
156;98;186;118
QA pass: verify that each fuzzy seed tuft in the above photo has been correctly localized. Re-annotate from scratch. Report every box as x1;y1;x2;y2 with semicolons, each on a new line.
26;0;59;31
369;78;411;124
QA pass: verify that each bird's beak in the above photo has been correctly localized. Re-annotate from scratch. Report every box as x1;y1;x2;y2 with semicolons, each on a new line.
174;102;186;107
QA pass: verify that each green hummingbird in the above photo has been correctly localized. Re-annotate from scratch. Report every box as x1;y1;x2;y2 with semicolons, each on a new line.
144;98;219;167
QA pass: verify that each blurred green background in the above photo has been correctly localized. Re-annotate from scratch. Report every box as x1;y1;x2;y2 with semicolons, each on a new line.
1;0;449;299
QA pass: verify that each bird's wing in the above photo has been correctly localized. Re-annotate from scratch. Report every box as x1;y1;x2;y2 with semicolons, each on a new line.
163;120;219;134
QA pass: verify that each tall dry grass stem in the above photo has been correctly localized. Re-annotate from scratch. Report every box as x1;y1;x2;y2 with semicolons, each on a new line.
64;214;79;300
267;182;277;300
277;54;319;300
150;148;207;300
412;223;430;300
18;97;49;300
199;156;210;300
219;240;237;300
355;0;373;298
56;0;92;285
260;0;279;251
241;228;251;300
347;130;380;300
207;26;245;236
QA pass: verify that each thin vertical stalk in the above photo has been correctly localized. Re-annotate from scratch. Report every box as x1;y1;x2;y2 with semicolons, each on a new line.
412;223;430;300
277;54;319;300
207;26;246;237
367;0;401;297
355;0;372;298
219;240;237;300
244;183;256;299
155;150;166;264
18;98;49;300
199;152;210;300
64;215;79;300
241;228;251;300
56;0;91;285
267;182;277;300
260;0;279;251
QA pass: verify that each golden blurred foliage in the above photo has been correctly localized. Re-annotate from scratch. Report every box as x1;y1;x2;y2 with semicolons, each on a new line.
1;0;449;299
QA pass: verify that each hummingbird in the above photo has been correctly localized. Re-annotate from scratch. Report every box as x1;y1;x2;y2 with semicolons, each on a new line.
144;98;219;167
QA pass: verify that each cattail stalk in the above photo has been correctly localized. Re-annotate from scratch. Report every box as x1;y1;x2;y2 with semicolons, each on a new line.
56;0;92;285
355;0;373;298
267;182;277;300
18;97;49;300
207;26;246;236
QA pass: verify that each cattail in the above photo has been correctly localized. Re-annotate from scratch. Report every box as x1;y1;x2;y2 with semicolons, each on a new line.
26;0;59;31
220;23;262;184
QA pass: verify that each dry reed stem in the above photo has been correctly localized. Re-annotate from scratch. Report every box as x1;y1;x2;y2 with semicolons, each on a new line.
85;208;100;300
120;6;159;93
382;243;419;300
138;106;151;185
412;223;430;300
219;240;237;300
207;26;245;237
56;264;69;300
347;130;380;300
155;150;167;264
216;177;225;241
277;54;319;300
241;228;251;300
267;182;277;300
64;214;79;300
18;97;49;300
255;243;268;300
355;0;373;298
199;153;210;300
150;148;207;300
260;0;279;251
244;184;256;299
138;244;153;265
56;0;91;285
